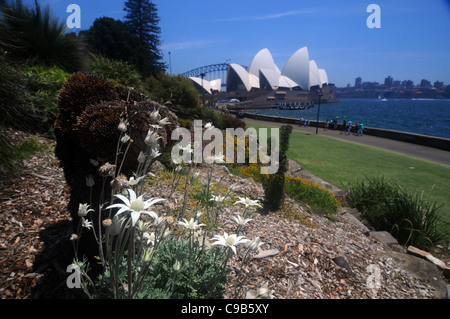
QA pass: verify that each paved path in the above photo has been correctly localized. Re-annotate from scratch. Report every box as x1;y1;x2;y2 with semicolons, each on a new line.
244;118;450;166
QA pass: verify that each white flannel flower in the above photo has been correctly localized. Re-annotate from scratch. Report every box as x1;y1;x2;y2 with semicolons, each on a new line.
235;197;262;208
150;109;160;123
204;122;214;130
232;215;252;226
177;218;205;231
129;175;146;186
205;153;225;164
120;134;130;144
210;232;250;254
85;175;95;187
210;194;226;203
158;117;171;126
143;232;155;245
78;203;93;217
106;189;164;226
173;260;182;271
81;218;93;230
118;118;128;132
245;236;264;251
144;129;161;147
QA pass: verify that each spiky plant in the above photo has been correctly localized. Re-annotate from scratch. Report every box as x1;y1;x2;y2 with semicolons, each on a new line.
0;0;87;72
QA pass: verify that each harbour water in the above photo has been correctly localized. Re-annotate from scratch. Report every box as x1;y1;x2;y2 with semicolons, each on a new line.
245;98;450;140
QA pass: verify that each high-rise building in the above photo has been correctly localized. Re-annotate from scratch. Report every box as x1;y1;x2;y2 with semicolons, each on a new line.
384;76;393;87
355;77;362;88
420;79;431;88
405;80;414;89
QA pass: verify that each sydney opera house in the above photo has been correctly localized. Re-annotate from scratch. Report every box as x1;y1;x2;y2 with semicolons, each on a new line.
188;46;337;107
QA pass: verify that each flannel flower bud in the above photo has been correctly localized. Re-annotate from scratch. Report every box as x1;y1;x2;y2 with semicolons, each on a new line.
118;119;128;132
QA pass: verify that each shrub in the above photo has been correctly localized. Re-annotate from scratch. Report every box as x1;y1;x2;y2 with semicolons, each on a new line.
141;238;229;298
22;65;70;133
262;125;292;210
145;72;200;109
89;55;145;91
232;163;341;217
347;177;449;249
0;50;36;131
217;113;246;130
285;175;341;218
0;0;87;72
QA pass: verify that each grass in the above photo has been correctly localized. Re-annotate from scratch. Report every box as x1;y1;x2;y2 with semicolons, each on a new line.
245;122;450;226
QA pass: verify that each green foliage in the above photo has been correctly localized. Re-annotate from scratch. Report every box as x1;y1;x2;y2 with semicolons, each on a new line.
232;164;341;217
80;17;144;68
0;134;40;170
285;175;341;218
178;118;191;129
145;72;200;109
89;55;145;91
262;125;292;210
347;177;450;249
146;238;229;298
0;0;87;72
216;113;246;130
22;65;70;132
94;238;229;299
0;50;36;131
123;0;165;75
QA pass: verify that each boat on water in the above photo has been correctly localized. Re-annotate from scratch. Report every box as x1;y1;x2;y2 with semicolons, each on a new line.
378;94;388;101
278;101;313;110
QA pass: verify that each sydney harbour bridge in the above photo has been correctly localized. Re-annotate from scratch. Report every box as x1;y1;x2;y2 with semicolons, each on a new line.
182;63;233;89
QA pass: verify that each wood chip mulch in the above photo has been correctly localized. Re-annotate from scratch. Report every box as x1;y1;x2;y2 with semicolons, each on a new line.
0;129;447;299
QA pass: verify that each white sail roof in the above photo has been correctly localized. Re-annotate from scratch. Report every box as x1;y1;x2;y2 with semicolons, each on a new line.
318;69;328;86
249;48;281;77
223;46;328;92
309;60;322;88
281;46;310;90
259;68;282;90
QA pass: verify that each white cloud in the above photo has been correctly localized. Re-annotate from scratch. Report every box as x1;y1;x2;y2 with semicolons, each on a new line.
161;39;225;51
210;9;318;22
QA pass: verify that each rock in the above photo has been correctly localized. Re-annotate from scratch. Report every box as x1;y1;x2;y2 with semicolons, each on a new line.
340;209;370;234
150;160;165;174
407;246;449;272
332;256;354;277
407;245;430;258
252;249;279;259
369;231;399;246
388;251;447;299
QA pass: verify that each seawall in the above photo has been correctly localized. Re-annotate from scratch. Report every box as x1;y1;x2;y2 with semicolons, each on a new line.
239;112;450;152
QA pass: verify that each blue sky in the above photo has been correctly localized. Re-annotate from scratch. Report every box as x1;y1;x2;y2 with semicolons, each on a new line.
25;0;450;87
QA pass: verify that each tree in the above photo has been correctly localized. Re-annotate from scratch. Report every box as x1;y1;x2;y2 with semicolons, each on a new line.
123;0;165;75
80;17;145;68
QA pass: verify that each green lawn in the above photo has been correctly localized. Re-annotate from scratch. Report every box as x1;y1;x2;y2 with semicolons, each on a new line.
246;122;450;225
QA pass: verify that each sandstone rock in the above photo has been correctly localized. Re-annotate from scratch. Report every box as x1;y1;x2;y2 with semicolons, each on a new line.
388;250;447;299
407;246;449;271
369;231;399;246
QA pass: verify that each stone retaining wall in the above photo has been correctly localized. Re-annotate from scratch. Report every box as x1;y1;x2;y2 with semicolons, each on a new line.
240;112;450;152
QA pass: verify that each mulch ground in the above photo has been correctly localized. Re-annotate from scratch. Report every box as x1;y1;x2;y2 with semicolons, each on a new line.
0;128;448;299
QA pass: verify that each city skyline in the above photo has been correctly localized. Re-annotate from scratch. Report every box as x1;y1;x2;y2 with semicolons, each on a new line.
351;75;445;89
22;0;450;87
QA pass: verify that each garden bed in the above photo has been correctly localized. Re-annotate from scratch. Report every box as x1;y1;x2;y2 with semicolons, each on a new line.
0;129;447;299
